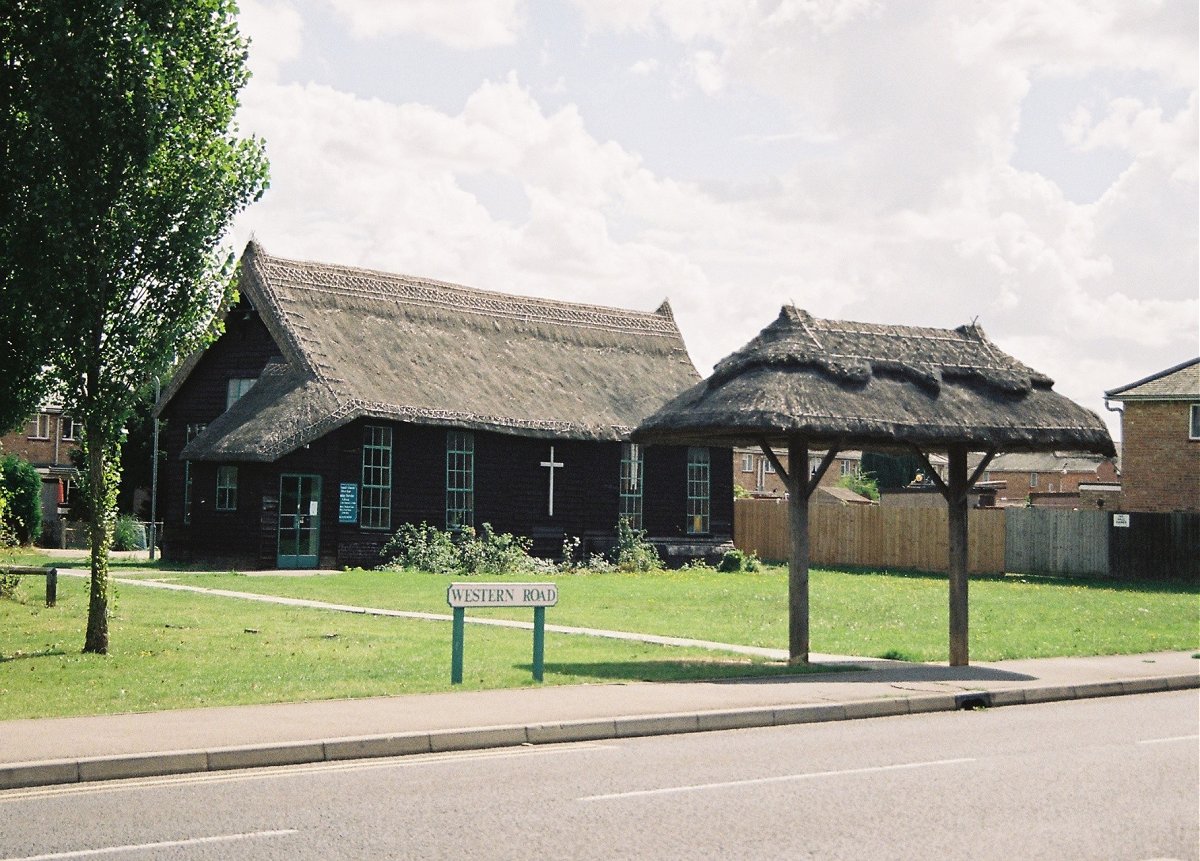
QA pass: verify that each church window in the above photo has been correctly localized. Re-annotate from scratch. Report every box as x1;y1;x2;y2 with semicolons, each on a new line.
446;431;474;530
361;425;392;530
215;466;238;511
686;447;710;534
620;442;644;530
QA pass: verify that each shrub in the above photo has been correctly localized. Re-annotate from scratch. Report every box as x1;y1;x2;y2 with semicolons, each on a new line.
717;548;761;573
613;518;661;572
380;522;536;575
837;466;880;501
380;522;460;574
112;515;146;551
0;453;42;544
458;523;534;575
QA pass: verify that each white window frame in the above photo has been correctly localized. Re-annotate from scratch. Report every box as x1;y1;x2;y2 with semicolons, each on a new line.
29;413;51;439
620;442;644;530
740;453;754;473
1190;404;1200;440
686;447;711;535
361;425;393;530
60;417;76;441
446;431;475;530
1030;472;1039;488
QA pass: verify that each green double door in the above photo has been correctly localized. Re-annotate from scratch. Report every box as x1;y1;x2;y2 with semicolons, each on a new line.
277;474;321;568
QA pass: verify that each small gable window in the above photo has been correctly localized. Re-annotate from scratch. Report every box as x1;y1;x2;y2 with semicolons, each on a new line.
686;447;710;535
226;378;256;410
1190;404;1200;440
216;466;238;511
620;442;644;530
446;430;474;531
361;425;393;530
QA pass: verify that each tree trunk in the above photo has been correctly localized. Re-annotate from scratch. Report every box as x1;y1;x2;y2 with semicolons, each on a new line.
83;430;114;655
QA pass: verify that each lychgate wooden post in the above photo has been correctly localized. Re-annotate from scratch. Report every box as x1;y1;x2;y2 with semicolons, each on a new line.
946;444;970;666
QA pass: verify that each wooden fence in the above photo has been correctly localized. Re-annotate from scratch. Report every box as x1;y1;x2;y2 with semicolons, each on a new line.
734;500;1199;581
733;499;1006;574
1005;508;1108;577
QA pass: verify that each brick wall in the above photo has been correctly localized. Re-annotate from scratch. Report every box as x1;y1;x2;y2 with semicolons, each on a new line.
1120;401;1200;512
0;412;77;469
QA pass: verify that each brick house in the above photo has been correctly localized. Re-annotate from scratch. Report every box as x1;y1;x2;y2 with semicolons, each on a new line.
1104;358;1200;513
0;404;79;544
970;451;1120;505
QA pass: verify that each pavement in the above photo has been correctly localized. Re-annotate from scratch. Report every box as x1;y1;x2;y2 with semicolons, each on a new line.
2;647;1196;791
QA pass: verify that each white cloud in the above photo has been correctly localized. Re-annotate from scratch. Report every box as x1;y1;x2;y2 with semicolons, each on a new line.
239;0;304;82
323;0;526;49
233;1;1197;440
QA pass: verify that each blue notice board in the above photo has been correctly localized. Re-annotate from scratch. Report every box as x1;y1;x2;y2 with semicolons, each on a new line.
338;482;358;523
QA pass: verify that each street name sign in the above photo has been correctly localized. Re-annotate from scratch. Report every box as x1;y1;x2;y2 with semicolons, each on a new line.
446;582;559;684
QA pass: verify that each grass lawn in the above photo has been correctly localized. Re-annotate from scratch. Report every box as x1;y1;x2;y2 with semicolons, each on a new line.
100;563;1199;661
3;556;1196;720
0;572;822;721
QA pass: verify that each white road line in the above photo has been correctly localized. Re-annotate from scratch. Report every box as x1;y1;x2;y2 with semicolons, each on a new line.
578;757;977;802
0;830;297;861
1137;734;1199;745
0;743;617;802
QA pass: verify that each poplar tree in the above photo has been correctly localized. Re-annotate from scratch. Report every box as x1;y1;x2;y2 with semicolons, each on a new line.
2;0;269;653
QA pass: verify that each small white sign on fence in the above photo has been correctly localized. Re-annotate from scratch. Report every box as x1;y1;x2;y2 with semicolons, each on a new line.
1112;514;1131;527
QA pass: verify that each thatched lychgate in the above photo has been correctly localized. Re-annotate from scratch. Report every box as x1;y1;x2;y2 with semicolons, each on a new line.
634;306;1115;665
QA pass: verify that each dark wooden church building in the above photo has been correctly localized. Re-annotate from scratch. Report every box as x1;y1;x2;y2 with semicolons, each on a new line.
157;242;732;569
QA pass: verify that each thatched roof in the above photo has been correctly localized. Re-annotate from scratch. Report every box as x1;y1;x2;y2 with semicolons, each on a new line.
1105;357;1199;401
634;306;1115;456
174;242;698;462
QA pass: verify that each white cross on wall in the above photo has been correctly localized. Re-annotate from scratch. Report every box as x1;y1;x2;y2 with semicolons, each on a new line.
540;446;564;516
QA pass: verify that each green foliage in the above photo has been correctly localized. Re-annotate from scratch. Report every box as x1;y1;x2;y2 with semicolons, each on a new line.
3;0;269;653
718;548;761;573
380;522;460;574
380;522;537;575
614;518;662;572
112;516;146;551
837;467;880;501
457;524;534;575
733;484;752;499
0;453;43;544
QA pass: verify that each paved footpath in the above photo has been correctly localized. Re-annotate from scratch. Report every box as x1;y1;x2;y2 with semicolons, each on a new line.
2;569;1196;790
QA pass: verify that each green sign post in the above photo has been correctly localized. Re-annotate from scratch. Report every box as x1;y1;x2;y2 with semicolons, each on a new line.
447;583;559;684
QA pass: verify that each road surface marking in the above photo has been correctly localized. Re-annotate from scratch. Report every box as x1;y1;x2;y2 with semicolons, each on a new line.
1137;734;1198;745
579;757;976;802
0;830;297;861
0;743;616;802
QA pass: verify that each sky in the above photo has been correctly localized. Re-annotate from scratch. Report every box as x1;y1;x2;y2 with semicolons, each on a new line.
229;0;1199;443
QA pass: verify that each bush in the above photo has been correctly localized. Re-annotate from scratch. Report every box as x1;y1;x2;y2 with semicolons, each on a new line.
717;548;761;573
380;522;536;575
0;453;42;545
112;515;147;551
837;466;880;501
613;518;661;572
380;522;460;574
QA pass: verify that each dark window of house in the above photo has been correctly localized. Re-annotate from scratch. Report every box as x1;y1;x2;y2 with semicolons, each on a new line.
446;431;474;530
361;425;393;530
1190;404;1200;440
620;442;644;530
183;423;206;524
215;466;238;511
686;447;710;534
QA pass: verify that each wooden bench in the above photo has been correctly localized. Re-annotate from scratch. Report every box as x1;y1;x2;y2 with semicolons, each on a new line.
0;565;58;607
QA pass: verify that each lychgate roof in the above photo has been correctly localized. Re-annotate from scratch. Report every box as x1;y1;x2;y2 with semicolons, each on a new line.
634;306;1115;456
174;242;699;462
1105;358;1200;401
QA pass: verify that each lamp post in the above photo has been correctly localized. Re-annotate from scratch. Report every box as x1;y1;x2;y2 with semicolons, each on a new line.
148;378;160;561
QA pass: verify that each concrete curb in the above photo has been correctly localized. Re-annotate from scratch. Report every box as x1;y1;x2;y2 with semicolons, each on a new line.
2;673;1194;792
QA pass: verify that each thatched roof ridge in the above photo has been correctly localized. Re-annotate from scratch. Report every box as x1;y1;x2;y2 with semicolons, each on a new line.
179;242;699;461
635;306;1115;457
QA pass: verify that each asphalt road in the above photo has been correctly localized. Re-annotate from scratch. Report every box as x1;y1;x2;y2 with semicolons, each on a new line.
1;691;1196;860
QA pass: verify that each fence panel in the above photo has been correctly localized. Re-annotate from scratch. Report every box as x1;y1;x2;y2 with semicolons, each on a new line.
734;499;1005;573
1109;512;1200;582
1005;508;1108;577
